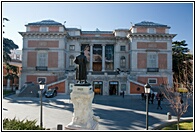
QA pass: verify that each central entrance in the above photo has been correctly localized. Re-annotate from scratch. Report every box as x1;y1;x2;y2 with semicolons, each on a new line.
109;81;119;95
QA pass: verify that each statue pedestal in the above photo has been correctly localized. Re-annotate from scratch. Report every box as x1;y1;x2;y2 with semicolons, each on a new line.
65;85;99;130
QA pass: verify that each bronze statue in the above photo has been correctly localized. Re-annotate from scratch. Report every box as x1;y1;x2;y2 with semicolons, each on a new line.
74;51;87;83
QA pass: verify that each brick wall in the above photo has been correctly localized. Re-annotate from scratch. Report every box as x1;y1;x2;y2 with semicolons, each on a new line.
137;27;147;33
28;40;59;48
27;52;37;67
158;54;167;69
156;27;166;33
136;27;166;34
137;53;147;68
48;81;65;93
29;26;60;32
130;82;144;94
49;26;59;32
29;26;39;32
137;42;167;49
48;52;58;68
27;75;58;84
138;76;168;86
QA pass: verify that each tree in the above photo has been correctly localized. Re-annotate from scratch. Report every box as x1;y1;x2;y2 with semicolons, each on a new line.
3;17;19;63
172;40;193;87
159;40;193;130
3;17;19;90
161;81;189;130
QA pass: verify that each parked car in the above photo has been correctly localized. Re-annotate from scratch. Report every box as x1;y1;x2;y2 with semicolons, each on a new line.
45;88;57;98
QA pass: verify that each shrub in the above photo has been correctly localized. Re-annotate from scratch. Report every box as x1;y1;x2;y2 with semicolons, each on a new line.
3;118;45;130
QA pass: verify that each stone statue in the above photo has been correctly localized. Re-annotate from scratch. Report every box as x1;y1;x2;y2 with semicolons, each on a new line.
74;51;87;83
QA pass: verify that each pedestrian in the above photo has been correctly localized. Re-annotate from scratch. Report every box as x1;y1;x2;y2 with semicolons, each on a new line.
157;97;162;109
141;93;144;100
144;95;146;102
148;93;151;104
156;93;159;100
151;93;155;104
122;91;125;98
159;92;163;101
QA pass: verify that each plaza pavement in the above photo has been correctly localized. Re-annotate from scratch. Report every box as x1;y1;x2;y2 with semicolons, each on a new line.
2;94;193;130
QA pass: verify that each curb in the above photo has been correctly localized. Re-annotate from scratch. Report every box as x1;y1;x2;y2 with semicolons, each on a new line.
151;117;193;130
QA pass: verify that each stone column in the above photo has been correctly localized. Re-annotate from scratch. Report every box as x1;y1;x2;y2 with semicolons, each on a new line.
89;44;93;72
102;44;106;72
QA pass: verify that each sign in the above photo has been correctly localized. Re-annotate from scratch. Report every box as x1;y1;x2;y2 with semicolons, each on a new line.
77;88;83;91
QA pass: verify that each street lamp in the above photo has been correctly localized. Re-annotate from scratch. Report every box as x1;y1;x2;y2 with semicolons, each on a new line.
39;80;45;128
144;83;151;130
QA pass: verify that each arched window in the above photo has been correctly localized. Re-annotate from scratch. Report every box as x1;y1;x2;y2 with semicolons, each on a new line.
120;56;126;68
69;55;75;66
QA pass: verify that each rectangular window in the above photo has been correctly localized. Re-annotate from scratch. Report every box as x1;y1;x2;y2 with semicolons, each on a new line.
70;45;75;51
120;56;126;68
40;27;48;32
147;52;158;68
69;56;74;66
148;28;155;33
38;52;47;66
37;77;46;83
120;46;126;51
16;54;20;60
148;78;157;84
105;45;114;70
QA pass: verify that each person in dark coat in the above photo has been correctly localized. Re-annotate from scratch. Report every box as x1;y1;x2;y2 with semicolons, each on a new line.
148;93;151;104
151;93;155;104
74;51;87;83
141;93;144;100
122;91;125;98
157;97;162;109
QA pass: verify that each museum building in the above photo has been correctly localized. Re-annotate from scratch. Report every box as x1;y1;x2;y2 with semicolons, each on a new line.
19;20;176;95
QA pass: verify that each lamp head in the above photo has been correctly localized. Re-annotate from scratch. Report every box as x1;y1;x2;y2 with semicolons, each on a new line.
144;83;151;94
39;80;45;90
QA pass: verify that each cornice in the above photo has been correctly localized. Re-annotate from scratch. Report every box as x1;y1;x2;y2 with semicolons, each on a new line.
127;33;177;39
19;32;67;38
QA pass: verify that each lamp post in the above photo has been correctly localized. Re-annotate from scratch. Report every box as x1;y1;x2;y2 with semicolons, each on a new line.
39;80;45;128
144;83;151;130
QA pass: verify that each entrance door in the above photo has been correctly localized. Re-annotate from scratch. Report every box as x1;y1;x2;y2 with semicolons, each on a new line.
109;81;119;95
93;81;103;95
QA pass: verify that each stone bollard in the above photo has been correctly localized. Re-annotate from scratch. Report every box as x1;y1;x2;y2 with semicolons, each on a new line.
15;90;20;96
167;112;172;120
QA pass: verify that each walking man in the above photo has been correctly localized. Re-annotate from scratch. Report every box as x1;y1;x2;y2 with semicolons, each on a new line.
151;93;155;104
157;97;162;109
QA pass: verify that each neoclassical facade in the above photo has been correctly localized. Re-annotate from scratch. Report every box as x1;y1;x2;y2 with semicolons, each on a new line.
19;20;176;95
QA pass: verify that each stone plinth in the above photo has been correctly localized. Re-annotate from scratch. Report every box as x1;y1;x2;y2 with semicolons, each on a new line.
65;84;99;130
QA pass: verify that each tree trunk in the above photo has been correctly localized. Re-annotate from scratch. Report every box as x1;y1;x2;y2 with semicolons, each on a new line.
177;116;180;130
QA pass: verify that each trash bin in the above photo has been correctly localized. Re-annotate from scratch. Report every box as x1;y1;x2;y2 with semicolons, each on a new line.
167;112;172;120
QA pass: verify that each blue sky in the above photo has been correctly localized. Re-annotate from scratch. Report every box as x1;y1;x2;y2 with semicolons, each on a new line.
2;2;194;51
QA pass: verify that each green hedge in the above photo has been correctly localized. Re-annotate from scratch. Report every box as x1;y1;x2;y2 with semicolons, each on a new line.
3;118;45;130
